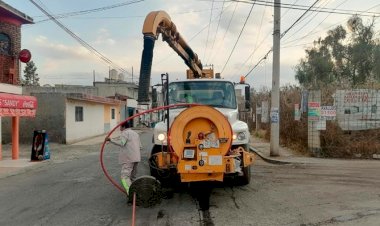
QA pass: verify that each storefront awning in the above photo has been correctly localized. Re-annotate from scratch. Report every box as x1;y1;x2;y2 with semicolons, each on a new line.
0;93;37;117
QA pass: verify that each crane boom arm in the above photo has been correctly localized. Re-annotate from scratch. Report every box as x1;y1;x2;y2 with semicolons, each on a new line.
137;11;203;104
142;11;203;76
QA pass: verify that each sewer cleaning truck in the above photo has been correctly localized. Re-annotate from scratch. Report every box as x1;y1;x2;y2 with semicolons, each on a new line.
137;11;255;186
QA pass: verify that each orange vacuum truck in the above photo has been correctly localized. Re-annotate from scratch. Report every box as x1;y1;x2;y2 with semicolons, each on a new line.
137;11;255;187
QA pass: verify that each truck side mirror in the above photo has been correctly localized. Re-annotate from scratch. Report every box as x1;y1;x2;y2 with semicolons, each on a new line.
245;86;250;110
152;87;157;107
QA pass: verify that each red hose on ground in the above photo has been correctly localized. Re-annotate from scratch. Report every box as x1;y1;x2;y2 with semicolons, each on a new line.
132;192;136;226
100;103;198;194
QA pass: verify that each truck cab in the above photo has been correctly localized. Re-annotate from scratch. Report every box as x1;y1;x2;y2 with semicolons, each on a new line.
153;79;249;148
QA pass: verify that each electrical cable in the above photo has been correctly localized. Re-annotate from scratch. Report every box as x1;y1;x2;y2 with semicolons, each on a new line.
34;0;144;23
29;0;131;75
232;0;268;76
245;0;320;78
244;49;271;78
221;1;256;74
33;6;228;23
281;0;320;39
207;0;226;63
208;1;239;63
203;0;215;61
281;0;300;19
281;0;333;42
235;0;378;77
235;0;303;75
219;0;380;17
283;1;379;46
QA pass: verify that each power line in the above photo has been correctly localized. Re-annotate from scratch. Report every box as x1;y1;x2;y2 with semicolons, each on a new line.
245;49;271;78
203;0;215;61
32;6;229;22
207;0;226;63
235;0;302;76
29;0;131;75
281;0;334;42
222;0;380;17
281;0;300;19
34;0;144;23
221;1;256;74
281;0;321;39
208;2;239;63
233;0;268;75
282;41;314;49
245;0;320;78
283;1;379;46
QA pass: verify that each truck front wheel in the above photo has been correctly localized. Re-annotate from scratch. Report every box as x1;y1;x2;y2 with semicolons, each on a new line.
236;165;251;185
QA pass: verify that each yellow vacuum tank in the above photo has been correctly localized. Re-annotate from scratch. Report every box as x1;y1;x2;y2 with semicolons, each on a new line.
169;105;233;182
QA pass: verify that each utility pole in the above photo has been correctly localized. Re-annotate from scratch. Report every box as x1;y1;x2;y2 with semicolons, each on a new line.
270;0;280;156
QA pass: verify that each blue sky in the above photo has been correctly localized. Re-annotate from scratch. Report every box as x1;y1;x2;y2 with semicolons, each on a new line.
4;0;380;90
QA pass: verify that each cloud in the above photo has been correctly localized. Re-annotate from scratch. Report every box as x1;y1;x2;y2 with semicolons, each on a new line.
34;35;94;60
93;28;116;46
28;35;117;81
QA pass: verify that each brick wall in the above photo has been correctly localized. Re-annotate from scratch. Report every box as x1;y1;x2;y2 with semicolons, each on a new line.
0;21;21;84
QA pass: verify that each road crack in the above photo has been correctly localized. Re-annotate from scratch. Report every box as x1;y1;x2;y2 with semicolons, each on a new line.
302;208;380;226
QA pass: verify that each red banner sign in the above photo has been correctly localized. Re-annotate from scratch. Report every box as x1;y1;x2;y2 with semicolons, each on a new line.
0;93;37;117
0;93;37;109
0;108;36;117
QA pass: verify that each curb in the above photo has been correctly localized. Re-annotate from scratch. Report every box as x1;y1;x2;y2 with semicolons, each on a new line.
0;160;47;179
249;146;292;165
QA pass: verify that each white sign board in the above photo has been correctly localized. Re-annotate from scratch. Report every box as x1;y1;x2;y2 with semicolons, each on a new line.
333;89;380;130
320;106;336;120
270;107;279;123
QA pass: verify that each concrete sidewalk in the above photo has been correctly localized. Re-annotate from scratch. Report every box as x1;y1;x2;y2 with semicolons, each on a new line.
249;136;322;164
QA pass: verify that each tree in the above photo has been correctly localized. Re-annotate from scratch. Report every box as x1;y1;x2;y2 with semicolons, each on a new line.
295;16;379;88
22;60;40;86
295;38;334;89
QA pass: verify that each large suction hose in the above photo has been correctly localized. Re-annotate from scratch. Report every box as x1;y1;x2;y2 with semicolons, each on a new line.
137;35;156;104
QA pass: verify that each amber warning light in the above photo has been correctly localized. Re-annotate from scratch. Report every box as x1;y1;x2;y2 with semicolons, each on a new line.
240;76;245;84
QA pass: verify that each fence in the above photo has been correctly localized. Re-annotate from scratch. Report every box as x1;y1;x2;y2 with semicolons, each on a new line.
250;87;380;159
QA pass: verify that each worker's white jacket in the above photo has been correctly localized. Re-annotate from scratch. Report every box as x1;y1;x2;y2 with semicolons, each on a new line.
118;128;141;164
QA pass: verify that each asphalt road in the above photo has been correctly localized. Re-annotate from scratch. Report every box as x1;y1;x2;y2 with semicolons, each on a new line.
0;130;379;226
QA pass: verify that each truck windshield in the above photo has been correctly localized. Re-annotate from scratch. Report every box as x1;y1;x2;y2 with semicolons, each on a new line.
168;81;237;109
